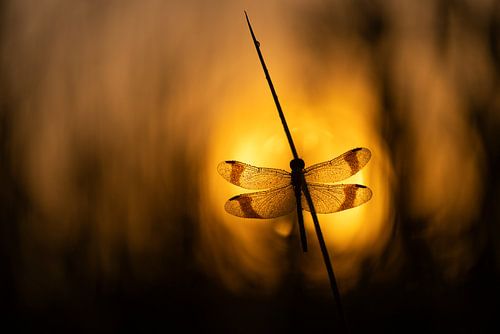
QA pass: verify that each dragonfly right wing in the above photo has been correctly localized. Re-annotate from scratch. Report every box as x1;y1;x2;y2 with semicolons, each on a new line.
218;160;291;190
304;147;371;183
225;184;295;218
302;183;372;214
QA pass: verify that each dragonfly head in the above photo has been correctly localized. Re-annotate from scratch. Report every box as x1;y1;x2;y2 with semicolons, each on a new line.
290;158;305;171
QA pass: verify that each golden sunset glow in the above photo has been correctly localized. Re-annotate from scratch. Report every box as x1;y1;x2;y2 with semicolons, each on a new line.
203;50;394;292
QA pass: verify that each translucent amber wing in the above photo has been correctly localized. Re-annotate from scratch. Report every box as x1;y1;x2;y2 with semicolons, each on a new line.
218;161;291;190
301;183;372;214
304;147;371;183
224;185;295;218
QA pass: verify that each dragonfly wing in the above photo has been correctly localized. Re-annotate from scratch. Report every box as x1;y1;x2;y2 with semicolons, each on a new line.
304;147;371;183
302;183;372;214
218;161;291;190
225;185;295;218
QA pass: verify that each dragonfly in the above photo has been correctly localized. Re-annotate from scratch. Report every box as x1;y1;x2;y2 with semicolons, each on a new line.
218;147;372;252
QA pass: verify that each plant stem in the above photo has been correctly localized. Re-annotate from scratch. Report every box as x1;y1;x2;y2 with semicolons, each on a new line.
244;11;348;332
244;11;299;160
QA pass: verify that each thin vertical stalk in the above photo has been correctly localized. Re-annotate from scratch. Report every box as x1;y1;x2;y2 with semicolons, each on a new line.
244;11;299;160
244;11;348;332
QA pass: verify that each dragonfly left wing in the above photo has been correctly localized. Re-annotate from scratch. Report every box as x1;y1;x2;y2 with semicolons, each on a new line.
225;184;295;218
218;161;291;190
302;183;372;214
304;147;371;183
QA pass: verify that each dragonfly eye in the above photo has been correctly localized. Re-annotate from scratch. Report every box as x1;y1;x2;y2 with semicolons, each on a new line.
290;158;305;171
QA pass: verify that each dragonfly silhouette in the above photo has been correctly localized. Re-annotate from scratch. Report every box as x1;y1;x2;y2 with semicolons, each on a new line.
218;147;372;252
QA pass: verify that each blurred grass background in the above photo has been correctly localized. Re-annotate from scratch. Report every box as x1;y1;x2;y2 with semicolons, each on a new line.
1;0;499;332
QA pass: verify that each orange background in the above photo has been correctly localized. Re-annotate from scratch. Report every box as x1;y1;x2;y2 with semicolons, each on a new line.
1;0;498;332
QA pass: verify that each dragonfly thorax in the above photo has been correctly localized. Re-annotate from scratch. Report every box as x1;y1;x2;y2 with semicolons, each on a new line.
290;158;305;172
290;158;304;197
